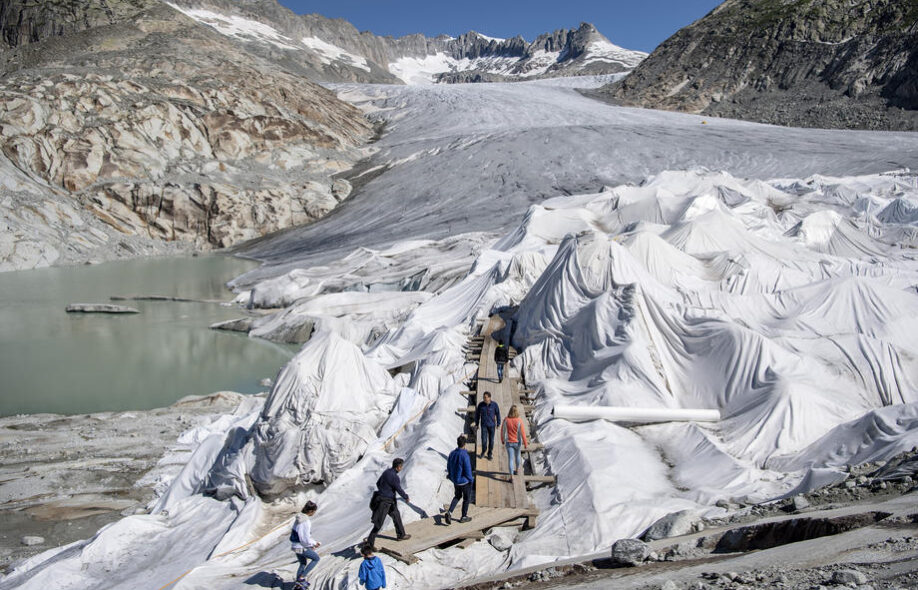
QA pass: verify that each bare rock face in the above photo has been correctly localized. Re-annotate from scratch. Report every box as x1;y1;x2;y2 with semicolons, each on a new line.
597;0;918;131
0;0;154;50
0;1;373;271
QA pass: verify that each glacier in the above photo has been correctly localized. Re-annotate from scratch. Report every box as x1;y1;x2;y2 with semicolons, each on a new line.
5;79;918;589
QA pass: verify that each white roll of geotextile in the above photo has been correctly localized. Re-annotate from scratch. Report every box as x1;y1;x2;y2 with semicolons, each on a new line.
552;405;721;424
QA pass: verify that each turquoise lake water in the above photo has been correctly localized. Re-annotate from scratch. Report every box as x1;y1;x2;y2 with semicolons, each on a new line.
0;256;293;416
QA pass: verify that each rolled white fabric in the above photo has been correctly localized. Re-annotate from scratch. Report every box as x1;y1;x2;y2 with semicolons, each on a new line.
552;405;720;423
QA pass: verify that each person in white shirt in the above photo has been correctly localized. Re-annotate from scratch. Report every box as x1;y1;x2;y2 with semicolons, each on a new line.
290;501;321;590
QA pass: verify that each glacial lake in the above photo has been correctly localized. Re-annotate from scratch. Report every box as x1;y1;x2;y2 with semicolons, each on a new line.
0;256;294;416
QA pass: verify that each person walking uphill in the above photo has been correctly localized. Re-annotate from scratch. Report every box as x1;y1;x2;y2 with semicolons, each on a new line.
358;545;386;590
443;435;474;525
367;458;412;549
474;391;501;460
290;501;321;590
494;342;509;383
501;405;529;475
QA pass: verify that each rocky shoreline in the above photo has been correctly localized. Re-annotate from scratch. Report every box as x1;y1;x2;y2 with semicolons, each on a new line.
0;391;259;573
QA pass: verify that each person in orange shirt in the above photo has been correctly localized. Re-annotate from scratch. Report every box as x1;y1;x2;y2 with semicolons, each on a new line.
500;405;528;475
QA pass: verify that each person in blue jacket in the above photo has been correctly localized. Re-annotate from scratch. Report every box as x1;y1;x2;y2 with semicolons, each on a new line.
475;391;501;460
358;544;386;590
443;435;474;525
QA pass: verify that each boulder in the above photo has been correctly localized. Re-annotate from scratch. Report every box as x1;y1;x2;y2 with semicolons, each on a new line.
611;538;650;566
792;495;811;511
831;569;868;585
21;536;44;546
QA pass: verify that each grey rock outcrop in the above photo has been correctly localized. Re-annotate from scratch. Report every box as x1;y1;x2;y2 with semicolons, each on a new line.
596;0;918;130
0;0;373;271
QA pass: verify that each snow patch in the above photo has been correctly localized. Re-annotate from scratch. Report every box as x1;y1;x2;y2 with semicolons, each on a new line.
301;36;371;72
167;4;301;50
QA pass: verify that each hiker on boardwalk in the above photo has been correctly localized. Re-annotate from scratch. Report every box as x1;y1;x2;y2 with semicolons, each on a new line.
494;342;509;383
290;501;321;590
501;405;529;475
443;435;474;525
474;391;501;460
367;458;412;549
358;544;386;590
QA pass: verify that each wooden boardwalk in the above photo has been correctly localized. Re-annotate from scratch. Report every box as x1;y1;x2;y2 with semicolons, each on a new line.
374;316;543;563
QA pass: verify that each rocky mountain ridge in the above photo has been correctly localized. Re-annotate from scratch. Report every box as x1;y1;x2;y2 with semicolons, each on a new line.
593;0;918;130
0;0;373;271
165;0;646;84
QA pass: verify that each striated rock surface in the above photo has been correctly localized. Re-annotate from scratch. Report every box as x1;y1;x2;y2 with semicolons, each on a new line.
0;0;153;50
0;0;373;272
595;0;918;130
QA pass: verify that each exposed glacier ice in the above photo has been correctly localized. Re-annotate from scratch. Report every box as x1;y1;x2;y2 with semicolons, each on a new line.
237;81;918;284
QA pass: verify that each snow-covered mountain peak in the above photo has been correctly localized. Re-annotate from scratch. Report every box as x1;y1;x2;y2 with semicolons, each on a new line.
164;0;645;84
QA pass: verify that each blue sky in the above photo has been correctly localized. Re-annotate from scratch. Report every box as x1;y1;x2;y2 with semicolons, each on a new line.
276;0;724;53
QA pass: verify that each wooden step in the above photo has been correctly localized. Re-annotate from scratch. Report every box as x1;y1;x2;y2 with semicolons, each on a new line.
374;506;531;564
523;475;556;484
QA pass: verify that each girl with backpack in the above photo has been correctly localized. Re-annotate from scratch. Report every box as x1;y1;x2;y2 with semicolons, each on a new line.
290;501;321;589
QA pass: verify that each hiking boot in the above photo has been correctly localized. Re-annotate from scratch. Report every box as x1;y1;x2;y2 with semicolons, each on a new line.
443;511;452;525
487;454;493;461
459;516;472;523
397;534;412;541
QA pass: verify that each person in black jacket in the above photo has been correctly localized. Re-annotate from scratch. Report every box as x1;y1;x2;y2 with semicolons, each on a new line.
367;458;411;549
494;343;509;383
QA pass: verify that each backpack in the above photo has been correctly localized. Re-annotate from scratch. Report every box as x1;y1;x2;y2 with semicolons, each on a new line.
289;524;299;544
369;490;381;512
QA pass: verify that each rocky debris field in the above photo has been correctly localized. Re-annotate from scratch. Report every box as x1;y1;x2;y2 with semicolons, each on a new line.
462;522;918;590
456;469;918;590
0;391;255;572
706;450;918;529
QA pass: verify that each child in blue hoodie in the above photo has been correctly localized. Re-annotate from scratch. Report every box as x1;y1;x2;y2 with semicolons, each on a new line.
358;544;386;590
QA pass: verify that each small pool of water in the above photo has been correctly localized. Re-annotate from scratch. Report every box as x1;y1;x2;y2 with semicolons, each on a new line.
0;256;293;416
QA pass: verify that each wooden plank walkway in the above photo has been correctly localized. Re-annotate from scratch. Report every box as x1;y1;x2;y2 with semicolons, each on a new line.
472;316;532;511
373;315;544;564
373;506;532;564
